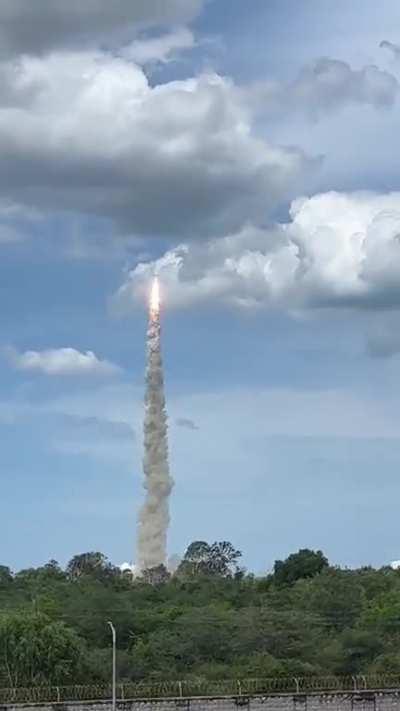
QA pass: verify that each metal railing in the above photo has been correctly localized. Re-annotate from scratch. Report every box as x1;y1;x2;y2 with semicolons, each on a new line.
2;676;400;705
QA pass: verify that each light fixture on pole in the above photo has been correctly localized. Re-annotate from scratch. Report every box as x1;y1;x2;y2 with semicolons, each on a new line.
107;621;116;711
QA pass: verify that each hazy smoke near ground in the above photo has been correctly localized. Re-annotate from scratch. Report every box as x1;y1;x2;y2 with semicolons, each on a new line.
137;282;173;571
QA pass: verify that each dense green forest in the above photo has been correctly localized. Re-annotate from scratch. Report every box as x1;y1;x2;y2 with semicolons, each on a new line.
1;543;400;688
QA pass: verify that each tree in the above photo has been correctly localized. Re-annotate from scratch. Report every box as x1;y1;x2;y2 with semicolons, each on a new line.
1;547;397;685
273;549;329;586
295;568;365;631
42;560;65;580
336;629;383;674
141;565;170;585
0;612;84;687
178;540;242;578
208;541;242;576
178;541;211;577
66;552;119;581
0;566;12;586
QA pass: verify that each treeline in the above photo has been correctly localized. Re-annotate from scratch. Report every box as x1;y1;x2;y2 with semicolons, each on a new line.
1;544;400;687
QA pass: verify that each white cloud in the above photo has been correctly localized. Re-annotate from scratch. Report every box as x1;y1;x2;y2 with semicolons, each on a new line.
126;28;195;65
115;190;400;313
0;51;392;246
0;49;316;238
5;347;120;377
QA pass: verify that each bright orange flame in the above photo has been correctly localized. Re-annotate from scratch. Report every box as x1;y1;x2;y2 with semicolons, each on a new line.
150;276;160;314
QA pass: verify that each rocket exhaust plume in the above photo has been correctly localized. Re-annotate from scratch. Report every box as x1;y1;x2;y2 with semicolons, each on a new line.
137;277;173;571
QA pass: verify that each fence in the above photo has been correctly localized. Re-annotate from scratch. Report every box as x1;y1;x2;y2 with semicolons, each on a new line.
2;676;400;705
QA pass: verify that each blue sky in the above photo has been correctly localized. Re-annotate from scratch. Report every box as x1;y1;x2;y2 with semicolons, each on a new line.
2;0;400;573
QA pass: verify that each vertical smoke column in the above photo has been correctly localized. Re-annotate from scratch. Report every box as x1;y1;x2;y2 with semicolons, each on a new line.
137;278;173;571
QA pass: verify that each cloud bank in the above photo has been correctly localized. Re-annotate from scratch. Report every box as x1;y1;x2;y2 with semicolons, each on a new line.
115;190;400;313
0;49;317;238
0;43;396;247
0;0;204;55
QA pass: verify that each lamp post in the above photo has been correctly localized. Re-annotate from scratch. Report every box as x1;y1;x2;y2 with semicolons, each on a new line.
107;621;116;711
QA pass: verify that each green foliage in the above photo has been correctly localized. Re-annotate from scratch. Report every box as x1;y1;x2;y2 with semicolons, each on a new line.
0;611;84;686
178;540;242;578
293;568;366;630
66;552;119;581
336;629;383;674
273;548;329;586
1;546;400;686
0;567;12;587
142;565;170;585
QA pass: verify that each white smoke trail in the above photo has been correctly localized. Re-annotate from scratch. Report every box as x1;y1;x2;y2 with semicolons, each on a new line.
137;279;174;571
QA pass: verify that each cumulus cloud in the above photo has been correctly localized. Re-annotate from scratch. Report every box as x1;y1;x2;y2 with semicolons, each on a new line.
0;49;316;238
115;190;400;313
0;51;317;237
246;58;399;119
0;0;204;56
5;347;120;377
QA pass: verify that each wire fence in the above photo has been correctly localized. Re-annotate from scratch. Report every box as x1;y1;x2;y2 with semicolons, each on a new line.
2;676;400;705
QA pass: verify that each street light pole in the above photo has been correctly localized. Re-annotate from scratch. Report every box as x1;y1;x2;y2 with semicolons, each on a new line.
107;621;116;711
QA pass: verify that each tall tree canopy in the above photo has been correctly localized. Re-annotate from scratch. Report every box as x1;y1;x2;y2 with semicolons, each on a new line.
178;540;242;577
273;548;329;586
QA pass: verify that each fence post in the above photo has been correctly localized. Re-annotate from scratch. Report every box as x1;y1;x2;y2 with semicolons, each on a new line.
178;681;183;698
293;678;300;694
237;680;242;697
352;676;358;691
56;687;61;703
120;684;125;700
